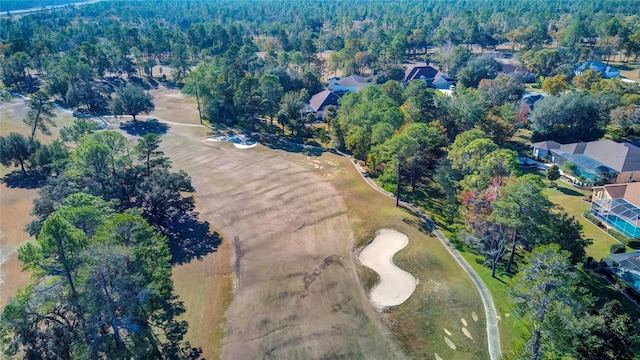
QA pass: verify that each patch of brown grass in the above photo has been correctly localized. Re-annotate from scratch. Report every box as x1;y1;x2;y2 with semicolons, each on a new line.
0;255;31;308
0;183;37;308
0;97;75;143
172;239;232;360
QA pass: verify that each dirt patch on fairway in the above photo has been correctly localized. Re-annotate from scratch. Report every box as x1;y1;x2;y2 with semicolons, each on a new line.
142;92;402;358
161;133;401;358
148;87;200;125
0;96;76;144
0;97;78;308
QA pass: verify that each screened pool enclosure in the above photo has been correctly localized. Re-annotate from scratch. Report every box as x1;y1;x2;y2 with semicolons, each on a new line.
591;197;640;238
550;149;618;183
607;251;640;293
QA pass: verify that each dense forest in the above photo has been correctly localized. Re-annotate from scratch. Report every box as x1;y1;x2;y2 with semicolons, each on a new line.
2;0;640;359
1;0;639;136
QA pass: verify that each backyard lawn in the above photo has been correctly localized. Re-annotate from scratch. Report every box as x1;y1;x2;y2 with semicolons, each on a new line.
542;177;625;260
608;60;640;82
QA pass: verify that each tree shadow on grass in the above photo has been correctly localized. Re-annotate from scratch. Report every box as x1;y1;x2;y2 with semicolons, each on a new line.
556;186;584;197
119;119;169;136
402;217;432;234
252;133;324;156
2;170;47;189
473;258;508;284
168;217;222;265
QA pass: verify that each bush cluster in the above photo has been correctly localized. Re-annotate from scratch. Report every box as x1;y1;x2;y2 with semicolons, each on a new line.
610;243;626;254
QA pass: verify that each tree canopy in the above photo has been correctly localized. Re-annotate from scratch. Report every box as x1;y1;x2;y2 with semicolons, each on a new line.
110;84;155;121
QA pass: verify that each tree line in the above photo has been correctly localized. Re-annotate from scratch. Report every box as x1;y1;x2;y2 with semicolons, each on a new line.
429;127;638;358
1;0;639;126
533;72;640;142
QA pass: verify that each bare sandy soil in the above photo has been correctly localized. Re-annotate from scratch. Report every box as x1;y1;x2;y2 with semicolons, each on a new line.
359;229;417;310
0;184;37;307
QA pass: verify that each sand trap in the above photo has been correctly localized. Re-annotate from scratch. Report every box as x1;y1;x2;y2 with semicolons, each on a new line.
472;312;478;321
444;336;457;350
461;318;467;327
462;327;473;340
435;353;443;360
444;328;452;336
358;229;417;310
206;134;257;149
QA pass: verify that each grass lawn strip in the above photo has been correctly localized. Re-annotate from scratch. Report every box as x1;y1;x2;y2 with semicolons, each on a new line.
542;178;625;259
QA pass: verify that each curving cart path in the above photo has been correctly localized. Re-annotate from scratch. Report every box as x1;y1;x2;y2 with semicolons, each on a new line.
347;157;502;360
358;229;417;310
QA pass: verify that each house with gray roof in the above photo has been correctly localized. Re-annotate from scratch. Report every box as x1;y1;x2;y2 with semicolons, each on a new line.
501;64;536;83
532;139;640;184
327;75;370;92
307;89;340;119
403;63;456;89
517;93;544;124
575;60;620;79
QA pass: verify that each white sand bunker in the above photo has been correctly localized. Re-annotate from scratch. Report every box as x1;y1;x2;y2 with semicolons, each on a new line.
462;327;473;340
359;229;417;310
444;336;457;350
206;134;256;149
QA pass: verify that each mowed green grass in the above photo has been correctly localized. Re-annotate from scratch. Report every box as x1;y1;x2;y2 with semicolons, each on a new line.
400;179;523;353
403;172;637;354
326;156;488;359
541;177;624;260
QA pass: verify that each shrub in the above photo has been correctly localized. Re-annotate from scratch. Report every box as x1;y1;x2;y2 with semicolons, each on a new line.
627;238;640;249
582;211;603;227
610;243;627;254
607;228;630;243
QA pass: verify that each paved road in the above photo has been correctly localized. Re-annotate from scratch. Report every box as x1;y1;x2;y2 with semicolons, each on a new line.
431;229;502;360
0;0;105;17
